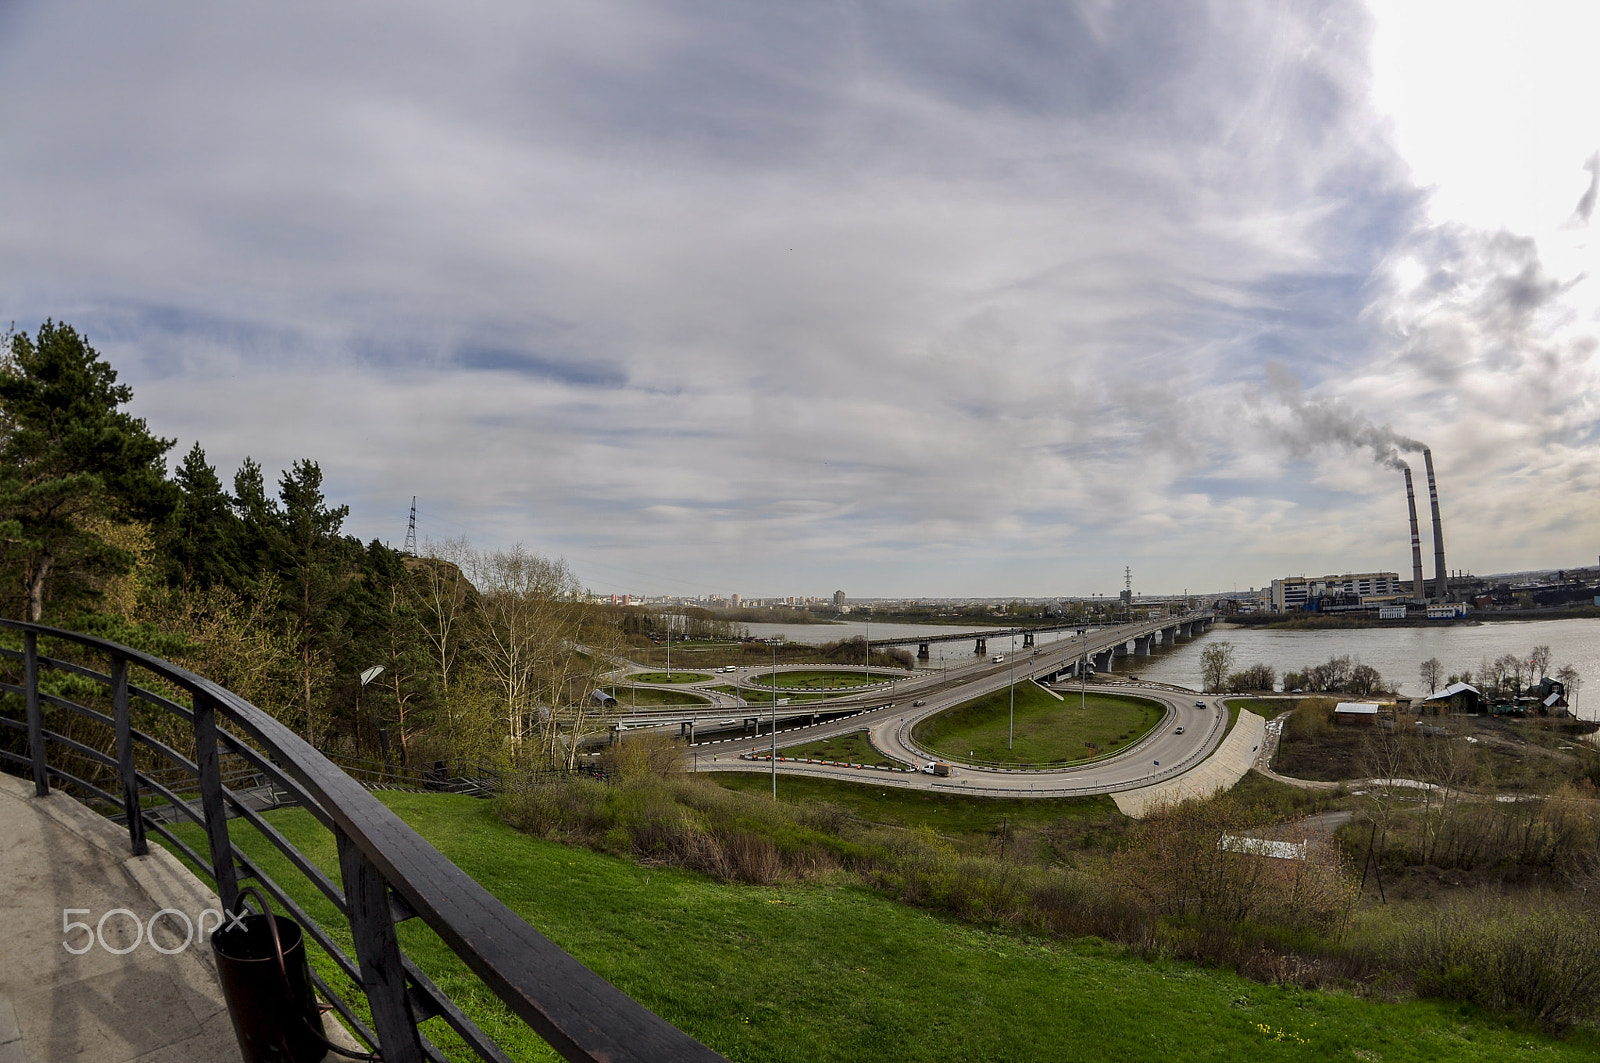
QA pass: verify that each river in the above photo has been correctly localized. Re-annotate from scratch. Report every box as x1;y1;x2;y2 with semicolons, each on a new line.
1107;617;1600;717
741;616;1600;718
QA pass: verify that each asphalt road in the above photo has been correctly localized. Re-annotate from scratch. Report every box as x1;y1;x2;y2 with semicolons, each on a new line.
630;613;1229;798
698;678;1230;797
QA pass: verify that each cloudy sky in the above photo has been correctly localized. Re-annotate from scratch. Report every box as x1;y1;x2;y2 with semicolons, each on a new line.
3;0;1597;598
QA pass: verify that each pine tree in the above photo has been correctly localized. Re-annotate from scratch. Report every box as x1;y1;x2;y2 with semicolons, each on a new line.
0;321;174;620
164;442;238;591
273;459;352;744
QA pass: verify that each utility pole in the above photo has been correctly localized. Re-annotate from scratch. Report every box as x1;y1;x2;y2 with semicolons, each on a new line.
1008;632;1016;750
771;639;778;799
864;609;870;691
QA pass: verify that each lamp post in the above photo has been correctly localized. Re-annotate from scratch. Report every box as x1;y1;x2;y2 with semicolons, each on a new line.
864;610;870;692
1007;633;1016;751
770;638;779;799
665;615;672;679
358;665;388;769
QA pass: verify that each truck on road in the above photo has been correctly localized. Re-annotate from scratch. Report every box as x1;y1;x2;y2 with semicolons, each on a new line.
920;762;953;777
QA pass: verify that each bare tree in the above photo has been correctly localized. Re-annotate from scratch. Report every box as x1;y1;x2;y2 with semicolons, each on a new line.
1348;663;1385;697
1199;641;1235;692
412;537;473;750
1412;733;1480;864
1419;657;1444;694
1530;645;1553;682
466;544;581;760
1556;665;1582;713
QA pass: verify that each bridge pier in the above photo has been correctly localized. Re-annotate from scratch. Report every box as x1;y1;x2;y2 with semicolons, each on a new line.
975;637;987;655
1022;631;1035;648
1134;634;1153;655
917;641;930;659
1113;640;1131;659
1161;625;1177;645
1092;648;1115;672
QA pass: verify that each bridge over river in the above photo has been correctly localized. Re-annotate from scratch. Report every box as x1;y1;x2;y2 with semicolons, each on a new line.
867;612;1216;661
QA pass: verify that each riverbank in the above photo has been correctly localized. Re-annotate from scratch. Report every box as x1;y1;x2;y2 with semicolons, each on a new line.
1222;605;1600;630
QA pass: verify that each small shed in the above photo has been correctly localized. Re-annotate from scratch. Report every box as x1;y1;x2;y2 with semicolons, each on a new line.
1334;702;1379;726
1422;681;1482;715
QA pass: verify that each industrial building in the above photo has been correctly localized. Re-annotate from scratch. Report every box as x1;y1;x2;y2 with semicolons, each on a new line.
1269;572;1405;612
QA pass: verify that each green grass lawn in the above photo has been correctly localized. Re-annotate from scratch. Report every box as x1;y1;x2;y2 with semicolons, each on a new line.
913;687;1164;765
632;671;711;683
1227;697;1299;720
712;771;1117;841
618;686;711;707
749;669;898;690
775;729;907;768
162;793;1600;1062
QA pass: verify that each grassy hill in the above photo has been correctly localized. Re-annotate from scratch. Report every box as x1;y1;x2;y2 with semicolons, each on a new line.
193;792;1600;1062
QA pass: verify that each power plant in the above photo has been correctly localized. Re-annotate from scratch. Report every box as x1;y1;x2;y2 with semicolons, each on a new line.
1252;447;1462;618
1423;448;1448;600
1397;448;1450;605
1402;466;1426;601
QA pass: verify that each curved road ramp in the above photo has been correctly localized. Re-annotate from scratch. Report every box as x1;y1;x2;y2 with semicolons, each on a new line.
1112;710;1266;818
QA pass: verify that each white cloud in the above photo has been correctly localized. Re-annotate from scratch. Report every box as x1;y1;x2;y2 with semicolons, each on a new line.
2;1;1593;595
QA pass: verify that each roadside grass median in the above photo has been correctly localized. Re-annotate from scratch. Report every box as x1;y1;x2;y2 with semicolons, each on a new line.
619;686;712;707
774;729;907;768
747;669;900;690
913;686;1163;765
632;671;711;683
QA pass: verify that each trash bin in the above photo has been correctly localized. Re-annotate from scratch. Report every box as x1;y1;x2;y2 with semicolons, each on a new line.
211;887;327;1063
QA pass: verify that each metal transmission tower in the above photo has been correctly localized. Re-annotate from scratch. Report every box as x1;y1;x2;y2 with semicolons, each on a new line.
404;496;417;554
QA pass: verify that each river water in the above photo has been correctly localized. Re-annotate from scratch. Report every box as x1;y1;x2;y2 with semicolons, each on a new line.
741;616;1600;718
1106;617;1600;717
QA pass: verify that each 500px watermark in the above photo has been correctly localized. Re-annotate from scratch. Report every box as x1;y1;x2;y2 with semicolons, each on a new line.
61;906;249;955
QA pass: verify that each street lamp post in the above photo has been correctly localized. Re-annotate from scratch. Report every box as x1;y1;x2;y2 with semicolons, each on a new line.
1008;633;1016;751
770;639;779;799
358;665;388;769
864;611;870;692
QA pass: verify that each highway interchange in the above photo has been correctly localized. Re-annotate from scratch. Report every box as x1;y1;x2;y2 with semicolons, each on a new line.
616;613;1240;798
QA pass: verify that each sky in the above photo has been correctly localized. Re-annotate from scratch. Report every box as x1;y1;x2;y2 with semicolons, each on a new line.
3;0;1597;599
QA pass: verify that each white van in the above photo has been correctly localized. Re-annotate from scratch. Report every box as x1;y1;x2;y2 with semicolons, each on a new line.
992;654;1005;663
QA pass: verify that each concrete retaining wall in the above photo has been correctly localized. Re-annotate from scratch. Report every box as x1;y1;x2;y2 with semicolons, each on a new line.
1113;709;1266;818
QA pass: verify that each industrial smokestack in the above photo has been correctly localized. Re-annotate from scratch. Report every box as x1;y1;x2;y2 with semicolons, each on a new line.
1403;466;1426;601
1423;448;1448;600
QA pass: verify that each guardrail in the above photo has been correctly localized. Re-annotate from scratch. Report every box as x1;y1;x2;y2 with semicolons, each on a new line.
0;620;726;1063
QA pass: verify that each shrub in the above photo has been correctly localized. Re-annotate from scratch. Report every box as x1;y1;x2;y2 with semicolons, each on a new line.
1371;896;1600;1032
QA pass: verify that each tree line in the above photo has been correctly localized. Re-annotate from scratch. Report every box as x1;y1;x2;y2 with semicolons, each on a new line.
0;320;625;769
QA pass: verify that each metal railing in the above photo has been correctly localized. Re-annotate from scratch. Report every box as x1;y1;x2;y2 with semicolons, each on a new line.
0;620;726;1063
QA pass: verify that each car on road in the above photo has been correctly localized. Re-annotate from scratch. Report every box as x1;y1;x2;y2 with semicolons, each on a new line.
912;699;926;707
1174;726;1185;734
1194;700;1206;709
992;654;1005;663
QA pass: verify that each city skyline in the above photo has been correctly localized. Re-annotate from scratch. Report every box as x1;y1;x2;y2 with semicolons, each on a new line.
3;1;1596;597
